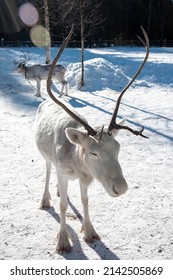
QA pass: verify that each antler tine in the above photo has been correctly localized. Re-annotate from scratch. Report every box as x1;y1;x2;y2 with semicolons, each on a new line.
108;26;149;138
21;50;28;64
98;125;105;143
13;51;27;65
47;25;96;136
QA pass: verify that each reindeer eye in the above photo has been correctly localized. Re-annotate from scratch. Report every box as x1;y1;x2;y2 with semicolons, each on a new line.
90;152;98;157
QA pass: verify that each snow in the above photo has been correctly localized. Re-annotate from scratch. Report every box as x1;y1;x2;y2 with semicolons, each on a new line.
0;46;173;260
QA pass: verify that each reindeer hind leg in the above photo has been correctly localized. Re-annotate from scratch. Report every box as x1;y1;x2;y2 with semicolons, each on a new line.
59;80;67;97
40;161;52;209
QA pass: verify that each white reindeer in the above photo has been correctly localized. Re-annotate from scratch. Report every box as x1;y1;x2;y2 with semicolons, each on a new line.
35;26;149;252
15;56;67;98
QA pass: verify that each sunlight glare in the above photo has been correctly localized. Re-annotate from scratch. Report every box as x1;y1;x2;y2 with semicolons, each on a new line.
19;3;39;27
30;25;50;47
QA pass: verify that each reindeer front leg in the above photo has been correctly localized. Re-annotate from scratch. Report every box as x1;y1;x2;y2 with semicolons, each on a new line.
56;175;71;252
35;78;41;97
80;181;100;242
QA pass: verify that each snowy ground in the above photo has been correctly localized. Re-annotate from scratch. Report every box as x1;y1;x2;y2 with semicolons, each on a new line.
0;46;173;260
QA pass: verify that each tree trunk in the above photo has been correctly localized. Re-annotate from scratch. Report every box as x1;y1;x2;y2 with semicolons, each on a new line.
147;0;153;34
158;0;170;43
80;0;85;87
44;0;51;64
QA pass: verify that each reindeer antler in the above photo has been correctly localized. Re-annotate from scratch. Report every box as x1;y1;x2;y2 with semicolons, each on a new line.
13;51;28;65
108;26;149;138
47;25;97;136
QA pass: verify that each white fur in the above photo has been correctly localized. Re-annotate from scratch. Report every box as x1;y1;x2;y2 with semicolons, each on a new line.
16;63;67;97
35;99;128;252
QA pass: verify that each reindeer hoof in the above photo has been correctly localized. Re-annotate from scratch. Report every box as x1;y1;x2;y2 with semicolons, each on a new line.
35;93;42;98
56;232;71;253
81;222;100;242
39;194;51;209
39;202;50;210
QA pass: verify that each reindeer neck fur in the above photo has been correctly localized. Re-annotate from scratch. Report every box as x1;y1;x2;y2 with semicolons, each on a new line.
24;65;40;80
18;64;35;80
19;64;28;79
73;144;93;185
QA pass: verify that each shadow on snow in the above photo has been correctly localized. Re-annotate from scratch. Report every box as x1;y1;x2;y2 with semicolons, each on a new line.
45;198;120;260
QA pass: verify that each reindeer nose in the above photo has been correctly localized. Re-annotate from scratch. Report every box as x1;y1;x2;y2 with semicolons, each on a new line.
112;177;128;197
113;186;119;195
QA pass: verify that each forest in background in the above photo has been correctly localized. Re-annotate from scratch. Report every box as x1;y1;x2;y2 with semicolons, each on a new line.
1;0;173;43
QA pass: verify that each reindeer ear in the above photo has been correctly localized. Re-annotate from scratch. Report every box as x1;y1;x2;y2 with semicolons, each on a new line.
112;119;126;136
65;128;89;147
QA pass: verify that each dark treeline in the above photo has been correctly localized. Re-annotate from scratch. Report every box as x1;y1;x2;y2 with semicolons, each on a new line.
1;0;173;42
103;0;173;41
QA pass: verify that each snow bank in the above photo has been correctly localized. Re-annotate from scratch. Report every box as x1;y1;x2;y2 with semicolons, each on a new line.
67;57;129;91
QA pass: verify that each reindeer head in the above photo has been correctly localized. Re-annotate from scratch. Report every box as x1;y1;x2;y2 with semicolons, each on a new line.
65;123;128;197
46;25;149;197
15;62;26;74
13;51;28;74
